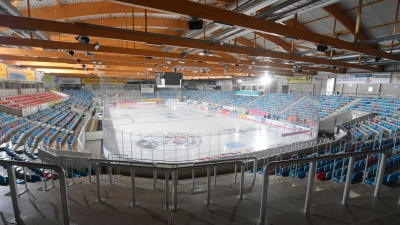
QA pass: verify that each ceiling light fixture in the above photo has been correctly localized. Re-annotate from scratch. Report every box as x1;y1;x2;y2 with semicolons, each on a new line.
94;41;100;50
179;60;185;64
66;50;74;56
76;58;81;63
317;44;328;52
76;35;90;44
375;57;382;62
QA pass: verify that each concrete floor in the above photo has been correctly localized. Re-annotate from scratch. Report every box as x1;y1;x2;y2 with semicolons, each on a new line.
0;168;399;225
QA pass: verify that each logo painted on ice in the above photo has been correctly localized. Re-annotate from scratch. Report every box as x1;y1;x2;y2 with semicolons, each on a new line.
136;133;201;150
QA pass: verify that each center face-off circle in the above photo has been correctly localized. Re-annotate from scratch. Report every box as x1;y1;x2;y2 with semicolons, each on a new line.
136;132;202;150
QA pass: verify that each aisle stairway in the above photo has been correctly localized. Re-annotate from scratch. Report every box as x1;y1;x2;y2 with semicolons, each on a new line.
0;169;399;225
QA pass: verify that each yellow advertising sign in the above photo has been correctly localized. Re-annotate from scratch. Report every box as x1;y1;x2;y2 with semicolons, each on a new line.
25;70;35;81
81;78;127;84
0;63;7;79
286;76;312;84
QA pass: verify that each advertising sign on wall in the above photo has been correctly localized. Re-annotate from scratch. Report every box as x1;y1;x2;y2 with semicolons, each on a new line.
312;75;329;83
55;77;81;84
141;84;155;93
7;67;26;80
34;71;44;82
25;70;35;81
394;74;400;83
286;76;312;84
372;74;391;84
235;90;260;96
337;74;373;84
44;74;51;82
81;78;127;84
0;63;7;79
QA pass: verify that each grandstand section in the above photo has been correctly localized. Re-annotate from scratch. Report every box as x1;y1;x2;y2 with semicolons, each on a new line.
2;0;400;224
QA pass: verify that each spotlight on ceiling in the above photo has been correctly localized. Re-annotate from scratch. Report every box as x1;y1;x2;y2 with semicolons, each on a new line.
375;57;382;62
76;58;81;63
86;52;94;56
98;60;103;65
66;50;74;56
166;59;171;64
179;60;185;64
94;41;100;50
82;64;86;68
181;52;187;58
76;35;90;44
317;44;328;52
251;59;256;65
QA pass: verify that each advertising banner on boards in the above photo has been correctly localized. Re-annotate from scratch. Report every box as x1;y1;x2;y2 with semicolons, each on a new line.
286;76;312;84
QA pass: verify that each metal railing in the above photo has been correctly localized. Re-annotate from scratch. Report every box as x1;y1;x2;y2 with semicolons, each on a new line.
254;148;388;225
93;158;253;210
0;159;73;225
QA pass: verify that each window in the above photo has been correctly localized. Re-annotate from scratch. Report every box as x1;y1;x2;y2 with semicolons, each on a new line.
9;82;15;89
4;81;9;89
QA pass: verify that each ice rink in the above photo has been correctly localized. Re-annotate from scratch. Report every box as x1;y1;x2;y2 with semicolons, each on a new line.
103;104;313;162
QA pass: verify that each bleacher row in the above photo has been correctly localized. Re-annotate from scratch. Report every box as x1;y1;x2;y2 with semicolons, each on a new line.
0;92;63;110
247;138;400;185
142;90;357;119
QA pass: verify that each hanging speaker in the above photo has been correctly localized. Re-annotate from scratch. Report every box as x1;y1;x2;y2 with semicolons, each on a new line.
188;20;204;30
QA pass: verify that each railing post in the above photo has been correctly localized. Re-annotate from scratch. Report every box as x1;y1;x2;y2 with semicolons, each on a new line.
374;152;388;198
213;167;217;186
172;170;179;210
341;156;355;207
88;160;92;183
6;164;28;223
129;168;140;207
191;169;195;190
299;161;316;217
253;157;257;182
237;163;246;200
108;166;112;185
153;170;157;189
254;164;271;225
233;164;237;183
164;171;170;210
94;165;105;203
203;167;213;205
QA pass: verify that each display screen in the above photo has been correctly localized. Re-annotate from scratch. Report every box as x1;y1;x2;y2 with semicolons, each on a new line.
164;72;182;86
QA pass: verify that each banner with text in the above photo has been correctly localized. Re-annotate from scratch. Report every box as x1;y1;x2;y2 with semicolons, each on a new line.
141;84;155;93
0;63;7;79
337;74;373;84
286;76;312;84
82;78;127;84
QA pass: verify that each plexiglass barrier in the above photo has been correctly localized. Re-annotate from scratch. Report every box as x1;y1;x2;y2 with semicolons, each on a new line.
100;78;322;163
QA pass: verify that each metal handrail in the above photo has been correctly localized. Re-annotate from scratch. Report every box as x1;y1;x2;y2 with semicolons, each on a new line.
255;148;389;225
87;157;257;183
94;159;250;210
0;159;72;225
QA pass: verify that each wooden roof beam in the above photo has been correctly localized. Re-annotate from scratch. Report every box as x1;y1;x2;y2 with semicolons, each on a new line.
0;15;376;72
115;0;399;62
